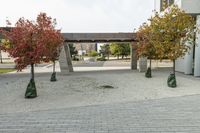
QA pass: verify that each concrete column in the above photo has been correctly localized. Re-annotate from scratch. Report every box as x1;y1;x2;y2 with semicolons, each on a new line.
194;15;200;77
175;58;185;72
184;41;194;75
130;43;137;70
139;57;147;72
59;43;73;74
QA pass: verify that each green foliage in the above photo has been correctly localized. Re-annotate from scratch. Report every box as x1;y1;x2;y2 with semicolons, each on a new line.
88;50;98;57
137;5;197;87
150;5;196;61
110;43;130;59
0;68;15;74
69;44;78;57
0;39;11;50
138;6;196;62
100;44;110;59
137;23;158;60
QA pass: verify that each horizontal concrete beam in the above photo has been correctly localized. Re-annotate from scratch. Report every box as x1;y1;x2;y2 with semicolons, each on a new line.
62;33;136;43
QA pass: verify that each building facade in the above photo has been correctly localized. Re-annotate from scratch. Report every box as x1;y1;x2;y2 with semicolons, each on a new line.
73;43;97;55
156;0;200;76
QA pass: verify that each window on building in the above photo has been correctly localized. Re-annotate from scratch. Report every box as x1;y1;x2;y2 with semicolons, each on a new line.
160;0;174;11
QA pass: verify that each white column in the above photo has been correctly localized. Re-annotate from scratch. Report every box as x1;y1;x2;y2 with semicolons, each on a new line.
194;15;200;77
175;58;185;72
184;42;194;75
139;57;147;72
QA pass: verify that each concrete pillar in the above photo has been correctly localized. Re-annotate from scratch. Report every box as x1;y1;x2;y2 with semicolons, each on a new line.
139;57;147;72
194;15;200;77
130;43;137;70
59;43;73;74
175;58;185;72
184;41;194;75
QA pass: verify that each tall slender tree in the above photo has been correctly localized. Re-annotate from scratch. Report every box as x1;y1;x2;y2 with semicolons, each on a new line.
0;13;64;98
36;13;64;82
0;18;41;98
137;22;158;78
150;6;196;87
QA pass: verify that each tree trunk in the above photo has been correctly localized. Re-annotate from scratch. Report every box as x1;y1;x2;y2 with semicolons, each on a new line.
53;61;55;73
50;61;57;82
31;63;34;80
173;59;175;75
0;50;3;64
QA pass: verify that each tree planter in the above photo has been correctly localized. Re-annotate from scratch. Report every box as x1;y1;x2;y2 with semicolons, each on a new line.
167;73;177;88
25;78;37;98
50;72;57;82
145;67;152;78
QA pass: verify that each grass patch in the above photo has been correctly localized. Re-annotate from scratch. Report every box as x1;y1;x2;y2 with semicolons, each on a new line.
0;68;16;74
0;62;15;64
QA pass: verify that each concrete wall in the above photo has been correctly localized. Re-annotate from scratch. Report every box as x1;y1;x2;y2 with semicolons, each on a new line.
175;0;200;14
175;58;185;72
155;0;161;12
175;41;194;75
194;15;200;77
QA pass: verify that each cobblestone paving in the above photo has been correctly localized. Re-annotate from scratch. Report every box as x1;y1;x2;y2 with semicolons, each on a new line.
1;95;200;133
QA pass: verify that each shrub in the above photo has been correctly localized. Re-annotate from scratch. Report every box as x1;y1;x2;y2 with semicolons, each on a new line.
89;51;98;57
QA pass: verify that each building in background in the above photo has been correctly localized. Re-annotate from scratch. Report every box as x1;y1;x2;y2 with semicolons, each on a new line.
155;0;200;77
73;43;97;55
0;27;13;63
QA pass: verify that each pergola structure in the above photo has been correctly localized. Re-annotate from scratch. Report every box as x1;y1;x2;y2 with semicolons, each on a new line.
59;33;143;74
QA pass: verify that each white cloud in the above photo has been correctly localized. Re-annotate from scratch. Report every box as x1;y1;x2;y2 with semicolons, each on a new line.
0;0;154;32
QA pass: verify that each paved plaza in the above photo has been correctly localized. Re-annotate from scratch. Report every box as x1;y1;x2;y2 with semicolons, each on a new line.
1;95;200;133
0;61;200;132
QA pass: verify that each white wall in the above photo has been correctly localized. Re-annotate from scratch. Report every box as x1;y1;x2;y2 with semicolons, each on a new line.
175;39;194;74
175;0;200;14
184;44;193;75
194;15;200;77
155;0;161;12
175;57;184;72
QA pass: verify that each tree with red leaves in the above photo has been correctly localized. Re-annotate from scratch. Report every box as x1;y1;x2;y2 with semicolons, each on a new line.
0;13;63;98
1;19;41;98
36;13;64;82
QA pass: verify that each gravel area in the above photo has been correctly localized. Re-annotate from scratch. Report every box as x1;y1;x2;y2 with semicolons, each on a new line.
0;68;200;114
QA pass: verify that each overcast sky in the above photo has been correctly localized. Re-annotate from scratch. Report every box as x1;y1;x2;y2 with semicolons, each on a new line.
0;0;154;33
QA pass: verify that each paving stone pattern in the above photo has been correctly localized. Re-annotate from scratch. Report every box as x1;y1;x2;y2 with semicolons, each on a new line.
1;95;200;133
